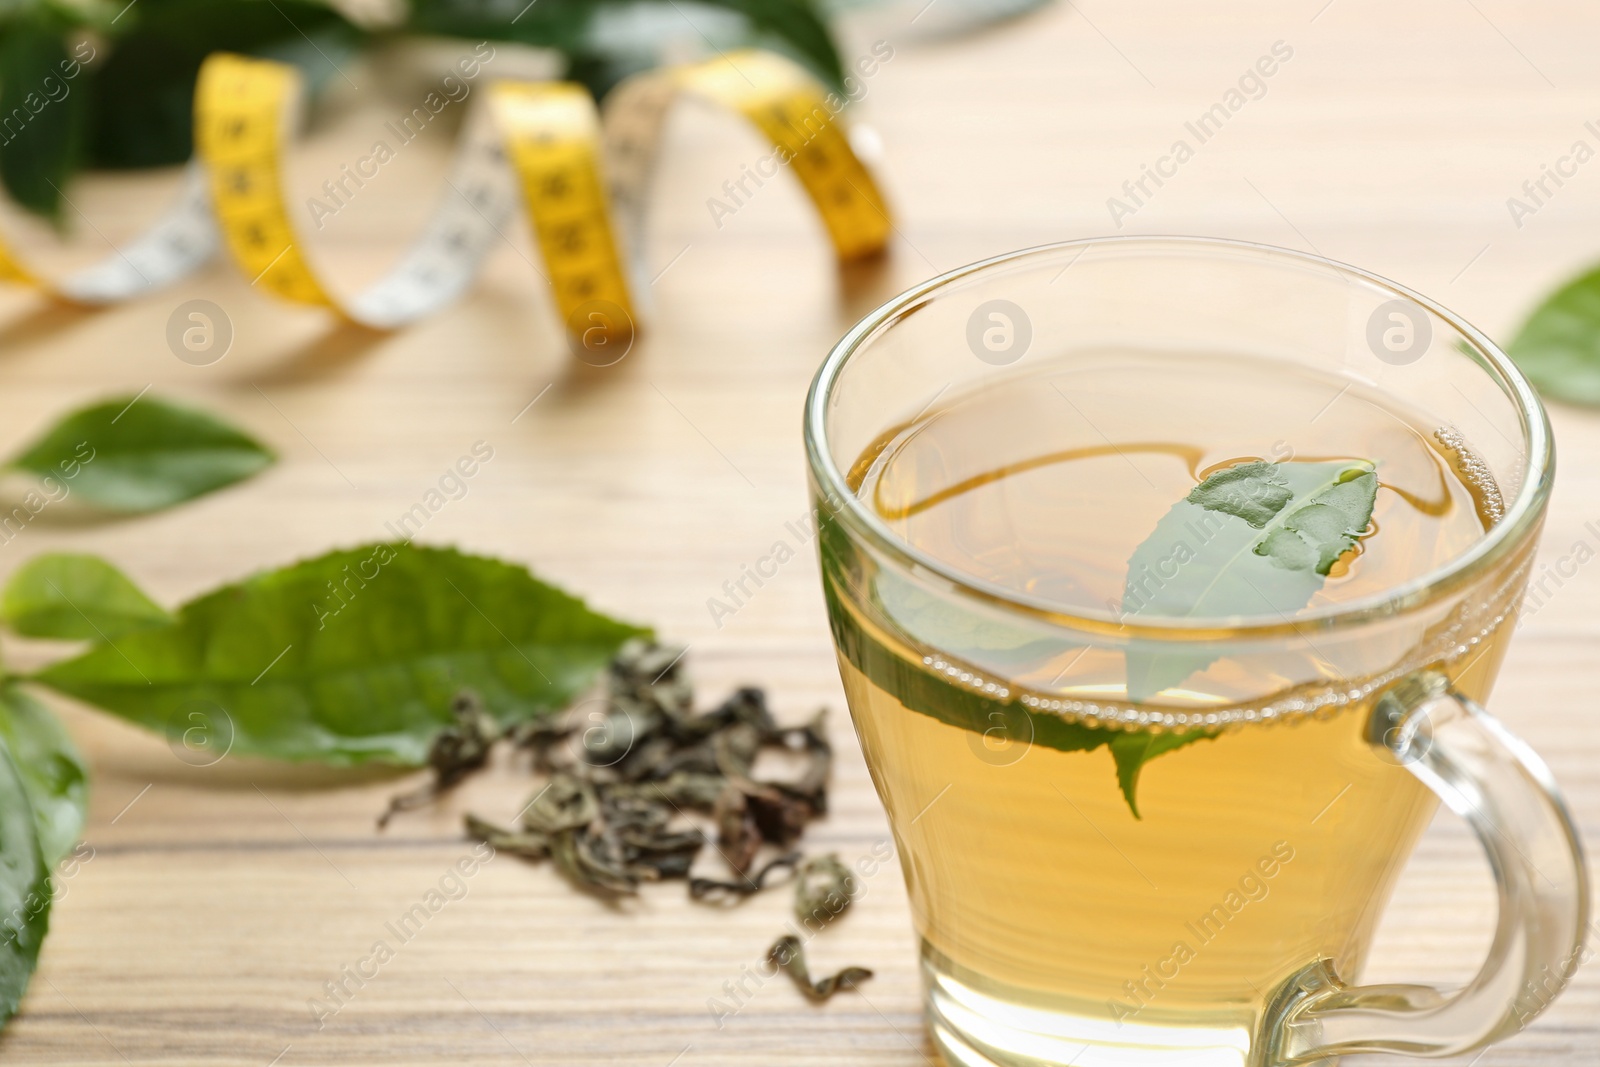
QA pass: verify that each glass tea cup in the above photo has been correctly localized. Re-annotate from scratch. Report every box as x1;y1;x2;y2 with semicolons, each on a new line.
804;237;1589;1067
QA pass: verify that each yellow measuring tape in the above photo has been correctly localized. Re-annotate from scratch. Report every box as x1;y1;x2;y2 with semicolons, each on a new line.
185;47;890;341
496;82;635;353
195;52;575;330
0;48;889;339
604;49;893;266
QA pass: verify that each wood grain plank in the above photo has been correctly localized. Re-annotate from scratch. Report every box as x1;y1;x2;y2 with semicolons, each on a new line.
0;1;1598;1063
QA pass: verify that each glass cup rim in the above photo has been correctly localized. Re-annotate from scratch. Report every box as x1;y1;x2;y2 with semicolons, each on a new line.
803;235;1553;640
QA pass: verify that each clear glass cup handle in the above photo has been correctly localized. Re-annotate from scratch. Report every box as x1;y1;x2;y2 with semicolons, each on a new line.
1264;670;1592;1065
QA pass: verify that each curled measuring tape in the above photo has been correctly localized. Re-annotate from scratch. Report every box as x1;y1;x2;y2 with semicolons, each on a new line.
0;164;217;305
605;49;893;271
195;53;549;330
193;48;891;341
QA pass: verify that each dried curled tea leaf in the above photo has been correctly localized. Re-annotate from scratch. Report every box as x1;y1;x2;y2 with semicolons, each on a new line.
379;691;499;828
462;641;836;908
549;827;641;899
795;854;858;928
743;783;817;853
714;782;763;875
713;721;763;781
711;686;779;736
522;773;600;835
601;791;704;879
610;639;693;714
620;829;704;880
689;851;803;904
464;814;550;860
447;642;875;1017
776;708;832;813
509;716;575;773
607;772;727;810
766;935;873;1002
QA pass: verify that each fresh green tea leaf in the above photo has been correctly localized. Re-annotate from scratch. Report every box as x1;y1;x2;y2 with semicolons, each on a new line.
407;0;845;97
84;0;362;170
1506;261;1600;406
3;552;172;641
0;686;87;867
35;544;650;765
8;394;275;512
0;742;48;1027
1122;460;1378;701
0;20;86;220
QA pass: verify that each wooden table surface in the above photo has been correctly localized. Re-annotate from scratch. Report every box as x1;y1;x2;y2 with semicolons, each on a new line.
1;1;1598;1063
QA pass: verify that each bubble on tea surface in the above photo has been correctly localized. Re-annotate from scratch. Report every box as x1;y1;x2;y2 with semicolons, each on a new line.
1434;426;1505;527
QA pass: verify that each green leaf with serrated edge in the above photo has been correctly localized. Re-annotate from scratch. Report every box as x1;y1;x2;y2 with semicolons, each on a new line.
0;741;48;1027
0;685;87;867
1122;460;1377;702
33;544;649;765
3;553;171;641
8;394;275;513
1505;261;1600;406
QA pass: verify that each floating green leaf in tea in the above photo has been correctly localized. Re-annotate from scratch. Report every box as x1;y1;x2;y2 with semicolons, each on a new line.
1121;459;1379;701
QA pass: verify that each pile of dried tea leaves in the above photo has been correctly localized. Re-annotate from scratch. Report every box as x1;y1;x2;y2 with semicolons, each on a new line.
382;639;872;1000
